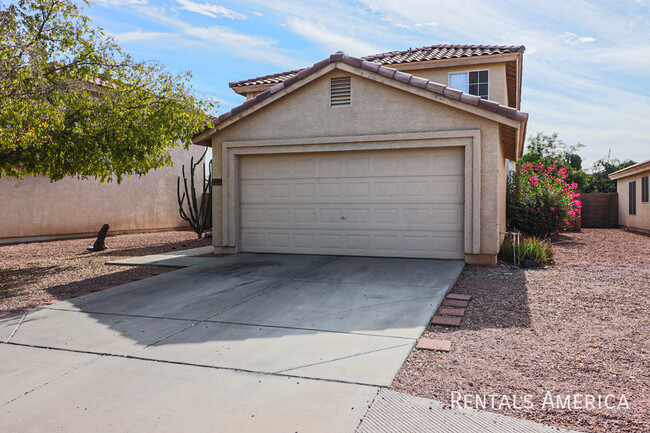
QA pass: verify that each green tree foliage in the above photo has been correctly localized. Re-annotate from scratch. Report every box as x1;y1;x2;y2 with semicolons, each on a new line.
0;0;215;183
520;132;587;191
583;152;637;193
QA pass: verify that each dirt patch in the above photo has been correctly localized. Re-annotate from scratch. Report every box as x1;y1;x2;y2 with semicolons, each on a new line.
0;231;211;314
392;229;650;433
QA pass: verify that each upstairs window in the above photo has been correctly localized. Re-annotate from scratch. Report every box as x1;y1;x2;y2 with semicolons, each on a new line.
449;70;489;99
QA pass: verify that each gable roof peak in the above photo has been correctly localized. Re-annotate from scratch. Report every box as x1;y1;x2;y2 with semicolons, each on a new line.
208;53;528;132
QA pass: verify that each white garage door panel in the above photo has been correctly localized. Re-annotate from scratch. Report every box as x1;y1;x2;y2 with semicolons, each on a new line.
240;148;464;259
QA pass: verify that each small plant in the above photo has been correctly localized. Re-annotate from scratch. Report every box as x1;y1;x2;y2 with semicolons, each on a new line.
500;235;553;267
177;149;212;238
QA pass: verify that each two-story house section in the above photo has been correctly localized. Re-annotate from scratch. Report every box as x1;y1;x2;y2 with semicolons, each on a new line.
229;45;524;110
194;45;528;264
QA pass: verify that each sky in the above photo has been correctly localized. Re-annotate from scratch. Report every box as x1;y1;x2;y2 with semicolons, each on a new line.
86;0;650;167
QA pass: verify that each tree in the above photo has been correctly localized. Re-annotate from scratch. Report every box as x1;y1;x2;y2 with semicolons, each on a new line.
0;0;215;183
520;132;587;191
583;151;636;193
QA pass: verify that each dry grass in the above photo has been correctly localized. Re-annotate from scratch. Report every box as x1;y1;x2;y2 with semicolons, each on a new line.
0;230;210;314
392;229;650;433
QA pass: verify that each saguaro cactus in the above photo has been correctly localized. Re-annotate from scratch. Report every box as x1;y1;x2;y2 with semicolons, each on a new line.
177;149;212;238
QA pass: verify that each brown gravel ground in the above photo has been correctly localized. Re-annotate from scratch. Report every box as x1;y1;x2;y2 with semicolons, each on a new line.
0;230;210;315
392;228;650;433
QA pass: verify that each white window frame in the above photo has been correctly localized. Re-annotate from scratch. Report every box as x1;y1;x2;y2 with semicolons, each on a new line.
448;70;490;100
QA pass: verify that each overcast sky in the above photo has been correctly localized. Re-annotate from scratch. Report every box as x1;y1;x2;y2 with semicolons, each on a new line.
88;0;650;166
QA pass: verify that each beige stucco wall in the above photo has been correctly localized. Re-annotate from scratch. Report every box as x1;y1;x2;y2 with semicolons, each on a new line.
236;62;510;107
401;63;508;106
210;69;508;261
0;145;206;242
616;170;650;231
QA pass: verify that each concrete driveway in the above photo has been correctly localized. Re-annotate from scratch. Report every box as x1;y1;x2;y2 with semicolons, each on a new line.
0;254;463;432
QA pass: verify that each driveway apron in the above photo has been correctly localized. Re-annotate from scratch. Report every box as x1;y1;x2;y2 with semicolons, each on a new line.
0;254;463;432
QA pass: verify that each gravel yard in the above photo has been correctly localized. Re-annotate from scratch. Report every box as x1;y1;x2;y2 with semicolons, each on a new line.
392;229;650;433
0;231;211;315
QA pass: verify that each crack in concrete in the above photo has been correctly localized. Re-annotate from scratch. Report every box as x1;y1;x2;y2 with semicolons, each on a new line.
38;306;415;341
275;342;414;375
0;344;101;408
1;341;383;389
4;312;27;344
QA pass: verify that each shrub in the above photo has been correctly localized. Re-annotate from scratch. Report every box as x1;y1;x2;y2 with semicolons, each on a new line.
507;162;581;238
499;236;554;266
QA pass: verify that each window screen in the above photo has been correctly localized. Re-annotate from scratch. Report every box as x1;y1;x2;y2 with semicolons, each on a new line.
449;73;468;93
449;70;489;99
629;181;636;215
642;176;649;203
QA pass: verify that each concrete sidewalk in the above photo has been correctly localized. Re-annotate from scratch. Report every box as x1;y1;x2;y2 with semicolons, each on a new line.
105;245;215;267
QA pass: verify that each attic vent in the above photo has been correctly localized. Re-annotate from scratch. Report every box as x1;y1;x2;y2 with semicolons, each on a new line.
330;77;351;107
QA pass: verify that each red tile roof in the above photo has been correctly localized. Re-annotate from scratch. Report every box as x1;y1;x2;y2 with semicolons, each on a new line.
230;44;524;88
210;52;528;129
365;44;524;65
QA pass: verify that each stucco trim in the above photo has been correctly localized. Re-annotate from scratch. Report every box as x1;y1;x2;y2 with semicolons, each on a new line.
218;130;482;255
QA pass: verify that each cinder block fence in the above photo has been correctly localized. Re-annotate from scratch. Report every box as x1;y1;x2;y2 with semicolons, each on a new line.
580;193;618;228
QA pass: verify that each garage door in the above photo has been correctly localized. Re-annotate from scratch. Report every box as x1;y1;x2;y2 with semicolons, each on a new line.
239;147;464;259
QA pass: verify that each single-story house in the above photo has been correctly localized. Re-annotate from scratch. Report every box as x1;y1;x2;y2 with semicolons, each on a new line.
609;159;650;233
0;146;206;244
193;45;529;265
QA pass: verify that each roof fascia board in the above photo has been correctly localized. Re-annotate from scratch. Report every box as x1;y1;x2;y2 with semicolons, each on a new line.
231;83;274;94
609;162;650;179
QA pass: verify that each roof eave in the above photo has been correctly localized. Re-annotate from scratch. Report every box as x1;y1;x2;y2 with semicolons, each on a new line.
608;159;650;180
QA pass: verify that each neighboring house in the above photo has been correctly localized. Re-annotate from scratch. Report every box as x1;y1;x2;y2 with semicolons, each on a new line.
0;146;206;244
193;45;529;265
609;159;650;233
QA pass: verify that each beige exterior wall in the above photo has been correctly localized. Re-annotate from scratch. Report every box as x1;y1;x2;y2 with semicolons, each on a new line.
394;63;508;106
0;145;206;242
234;62;510;106
210;69;508;261
616;170;650;231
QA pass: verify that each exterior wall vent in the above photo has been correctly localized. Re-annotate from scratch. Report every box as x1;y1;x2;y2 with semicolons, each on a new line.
330;77;351;107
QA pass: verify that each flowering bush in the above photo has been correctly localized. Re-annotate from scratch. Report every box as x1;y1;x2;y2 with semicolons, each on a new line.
506;162;582;238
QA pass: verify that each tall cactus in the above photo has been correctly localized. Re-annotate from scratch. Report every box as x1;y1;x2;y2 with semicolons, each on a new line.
177;148;212;238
